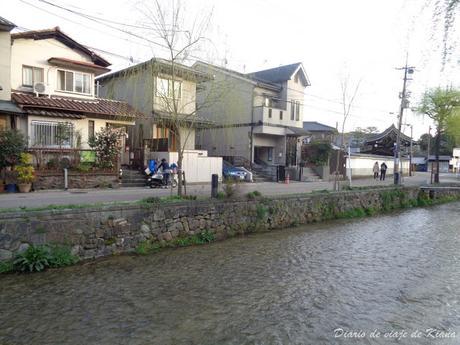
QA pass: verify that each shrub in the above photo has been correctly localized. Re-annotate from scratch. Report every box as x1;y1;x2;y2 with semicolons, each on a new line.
301;141;332;166
76;162;93;173
216;191;225;199
13;245;52;272
256;204;269;220
246;191;262;200
198;230;214;243
223;178;239;198
88;127;124;169
0;260;14;274
246;192;256;200
10;244;79;273
48;245;79;267
0;129;27;170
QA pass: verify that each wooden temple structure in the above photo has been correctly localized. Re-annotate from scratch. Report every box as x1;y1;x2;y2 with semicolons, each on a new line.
361;124;413;156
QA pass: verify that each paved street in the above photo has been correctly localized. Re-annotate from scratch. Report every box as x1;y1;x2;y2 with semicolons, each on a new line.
0;172;458;209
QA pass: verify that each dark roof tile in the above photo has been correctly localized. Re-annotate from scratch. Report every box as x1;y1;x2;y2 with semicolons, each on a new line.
12;93;144;119
303;121;336;132
248;62;303;84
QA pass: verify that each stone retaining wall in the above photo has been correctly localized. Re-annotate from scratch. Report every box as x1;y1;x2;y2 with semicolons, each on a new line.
34;172;119;190
1;187;459;261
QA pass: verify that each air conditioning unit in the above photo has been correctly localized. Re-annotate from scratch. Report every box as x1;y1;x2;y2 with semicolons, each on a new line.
33;82;47;95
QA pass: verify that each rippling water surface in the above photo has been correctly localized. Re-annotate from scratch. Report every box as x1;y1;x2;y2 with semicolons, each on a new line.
1;203;460;345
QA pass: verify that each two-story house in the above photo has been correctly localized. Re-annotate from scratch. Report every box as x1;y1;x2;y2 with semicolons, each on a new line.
8;27;141;164
0;17;23;130
193;62;310;169
97;58;222;182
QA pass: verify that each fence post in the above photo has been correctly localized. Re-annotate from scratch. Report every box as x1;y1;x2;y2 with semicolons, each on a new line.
211;174;218;198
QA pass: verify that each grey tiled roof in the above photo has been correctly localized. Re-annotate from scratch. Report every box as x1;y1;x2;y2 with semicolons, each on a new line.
0;100;24;115
303;121;336;132
0;16;16;30
248;62;302;84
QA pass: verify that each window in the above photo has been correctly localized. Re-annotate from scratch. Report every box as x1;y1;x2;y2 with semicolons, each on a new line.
264;97;272;107
267;147;273;162
156;77;182;98
279;110;283;120
0;117;7;131
88;120;95;140
154;125;176;151
57;70;91;94
31;121;74;148
22;66;44;87
290;100;295;120
268;108;272;118
295;101;300;121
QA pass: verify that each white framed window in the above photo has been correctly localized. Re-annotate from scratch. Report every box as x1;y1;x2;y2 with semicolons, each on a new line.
156;77;182;99
31;121;74;148
57;70;91;95
22;65;44;87
295;101;301;121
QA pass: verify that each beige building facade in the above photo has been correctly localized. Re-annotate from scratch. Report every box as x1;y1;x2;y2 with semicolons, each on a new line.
194;61;310;168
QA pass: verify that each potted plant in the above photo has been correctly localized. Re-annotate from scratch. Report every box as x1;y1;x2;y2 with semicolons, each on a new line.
15;153;35;193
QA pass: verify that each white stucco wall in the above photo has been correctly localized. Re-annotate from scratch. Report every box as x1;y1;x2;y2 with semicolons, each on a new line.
346;154;409;177
253;82;304;129
11;37;96;98
0;31;11;101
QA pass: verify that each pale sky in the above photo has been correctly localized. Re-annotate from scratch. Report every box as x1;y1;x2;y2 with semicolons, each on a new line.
3;0;460;139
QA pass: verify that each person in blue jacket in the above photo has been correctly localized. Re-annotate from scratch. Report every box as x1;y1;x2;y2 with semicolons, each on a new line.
159;158;170;186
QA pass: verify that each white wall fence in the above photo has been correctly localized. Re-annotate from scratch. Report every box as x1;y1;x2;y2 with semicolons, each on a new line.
147;149;222;183
346;154;409;178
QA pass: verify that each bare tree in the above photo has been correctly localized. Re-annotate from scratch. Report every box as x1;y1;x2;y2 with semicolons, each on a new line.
333;76;361;191
434;0;459;67
137;0;213;196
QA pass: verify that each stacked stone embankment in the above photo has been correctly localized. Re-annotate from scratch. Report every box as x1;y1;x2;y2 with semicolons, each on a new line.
1;186;459;261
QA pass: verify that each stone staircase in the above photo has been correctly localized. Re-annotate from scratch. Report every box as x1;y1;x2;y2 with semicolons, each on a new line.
301;166;322;182
121;168;146;187
251;163;277;182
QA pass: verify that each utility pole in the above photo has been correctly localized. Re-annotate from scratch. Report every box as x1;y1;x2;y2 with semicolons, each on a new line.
427;125;432;184
394;56;415;185
403;123;413;176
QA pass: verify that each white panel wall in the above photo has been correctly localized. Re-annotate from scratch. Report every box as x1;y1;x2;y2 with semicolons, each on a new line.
149;150;222;183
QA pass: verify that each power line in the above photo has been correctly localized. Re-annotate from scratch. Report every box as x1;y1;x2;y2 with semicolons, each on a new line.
18;0;152;49
34;0;209;61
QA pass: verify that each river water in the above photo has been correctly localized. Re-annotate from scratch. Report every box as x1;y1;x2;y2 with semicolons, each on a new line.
1;203;460;345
